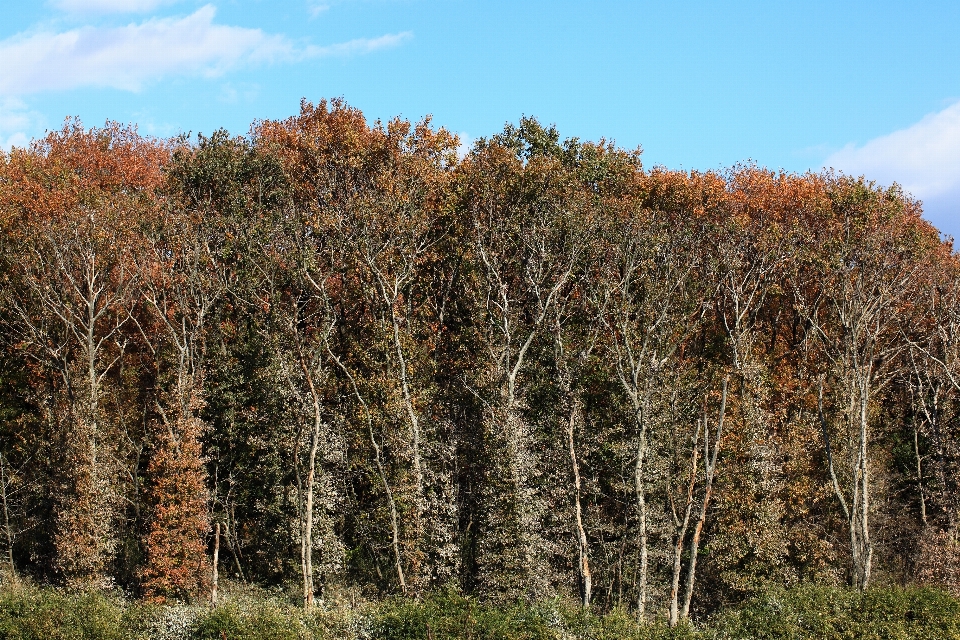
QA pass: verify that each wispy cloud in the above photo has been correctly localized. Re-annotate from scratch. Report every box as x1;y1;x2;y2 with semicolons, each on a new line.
305;31;411;57
0;5;411;96
308;2;330;18
0;98;45;150
825;100;960;235
219;82;261;105
51;0;183;14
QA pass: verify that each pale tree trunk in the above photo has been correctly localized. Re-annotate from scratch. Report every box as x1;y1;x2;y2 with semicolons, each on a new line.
258;222;341;607
473;222;577;598
211;523;219;605
567;397;592;608
914;423;927;526
634;417;648;618
374;272;428;588
680;378;728;620
912;341;960;536
616;359;665;621
600;222;698;621
0;454;18;585
610;325;658;621
668;423;700;628
352;188;440;592
553;311;598;609
909;351;953;532
300;389;323;610
819;377;873;590
383;282;425;507
798;205;914;591
853;373;873;589
287;317;333;610
627;382;653;619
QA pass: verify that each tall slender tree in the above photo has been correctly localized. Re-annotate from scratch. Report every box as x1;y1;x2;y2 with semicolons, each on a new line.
0;122;166;589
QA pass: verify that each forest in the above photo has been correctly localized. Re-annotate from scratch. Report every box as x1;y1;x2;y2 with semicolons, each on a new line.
1;98;960;638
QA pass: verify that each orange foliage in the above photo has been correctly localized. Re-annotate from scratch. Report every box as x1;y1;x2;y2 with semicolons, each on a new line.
140;407;210;602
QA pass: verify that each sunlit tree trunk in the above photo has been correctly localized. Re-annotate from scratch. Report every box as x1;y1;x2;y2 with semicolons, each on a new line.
681;379;727;620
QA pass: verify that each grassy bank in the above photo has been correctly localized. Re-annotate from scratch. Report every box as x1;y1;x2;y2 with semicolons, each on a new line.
0;583;956;639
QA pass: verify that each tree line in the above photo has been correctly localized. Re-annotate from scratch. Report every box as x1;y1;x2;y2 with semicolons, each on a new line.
1;99;958;625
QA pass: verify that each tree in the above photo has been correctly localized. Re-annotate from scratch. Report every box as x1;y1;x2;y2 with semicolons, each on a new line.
137;165;224;601
333;117;460;592
0;122;166;589
799;178;927;589
463;120;594;600
168;130;294;588
0;450;30;584
598;186;701;617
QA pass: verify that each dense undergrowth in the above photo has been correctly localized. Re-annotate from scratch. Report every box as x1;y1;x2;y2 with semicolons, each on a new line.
0;583;956;640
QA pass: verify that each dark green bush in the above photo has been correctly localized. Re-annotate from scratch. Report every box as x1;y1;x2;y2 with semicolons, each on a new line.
0;585;125;640
192;601;303;640
712;584;960;640
373;590;553;640
556;604;697;640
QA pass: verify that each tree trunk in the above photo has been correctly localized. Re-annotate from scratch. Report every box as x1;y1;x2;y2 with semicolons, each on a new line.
635;436;648;619
385;292;427;590
633;387;650;619
681;379;727;620
914;423;927;526
298;356;325;610
301;408;322;610
0;454;17;585
567;397;591;608
669;423;700;628
854;376;872;590
211;523;219;605
330;346;406;593
819;376;873;591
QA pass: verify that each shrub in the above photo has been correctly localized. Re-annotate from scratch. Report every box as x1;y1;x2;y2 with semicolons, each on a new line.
712;584;960;640
1;582;958;640
0;585;125;640
552;602;698;640
373;590;553;640
192;601;305;640
122;602;201;640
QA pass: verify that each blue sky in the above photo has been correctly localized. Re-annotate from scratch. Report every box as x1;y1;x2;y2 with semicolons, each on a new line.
2;0;959;237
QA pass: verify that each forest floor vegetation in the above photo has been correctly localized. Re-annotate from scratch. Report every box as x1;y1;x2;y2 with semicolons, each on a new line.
0;581;956;639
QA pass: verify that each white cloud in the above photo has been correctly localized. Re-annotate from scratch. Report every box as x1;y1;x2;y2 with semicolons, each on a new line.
51;0;181;14
305;31;411;57
0;98;45;151
0;5;411;96
825;100;960;237
826;101;960;200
